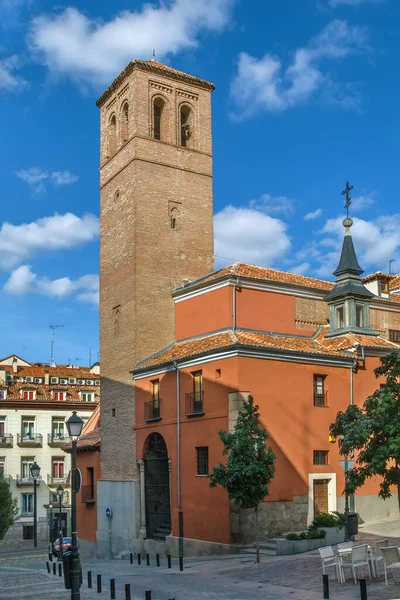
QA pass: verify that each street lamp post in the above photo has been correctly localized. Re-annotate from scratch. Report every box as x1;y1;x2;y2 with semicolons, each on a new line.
66;411;83;600
48;502;53;544
30;462;40;548
57;485;64;559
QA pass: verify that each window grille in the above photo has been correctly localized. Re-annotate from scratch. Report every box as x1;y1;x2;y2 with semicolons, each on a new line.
196;447;208;475
313;450;329;465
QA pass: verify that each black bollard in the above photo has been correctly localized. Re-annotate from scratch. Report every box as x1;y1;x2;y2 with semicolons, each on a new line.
97;574;102;593
179;556;183;572
156;554;160;567
58;563;62;577
130;552;133;564
88;571;92;588
146;553;150;566
53;562;56;575
360;578;367;600
110;578;116;599
46;561;51;573
138;553;141;566
145;591;152;600
125;583;131;600
167;555;171;569
323;574;329;599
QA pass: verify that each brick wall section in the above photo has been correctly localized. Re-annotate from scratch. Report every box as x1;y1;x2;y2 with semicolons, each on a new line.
99;63;214;481
370;308;400;338
295;297;329;329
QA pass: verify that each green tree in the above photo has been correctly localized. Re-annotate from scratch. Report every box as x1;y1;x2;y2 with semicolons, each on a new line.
330;351;400;510
209;395;276;562
0;474;18;539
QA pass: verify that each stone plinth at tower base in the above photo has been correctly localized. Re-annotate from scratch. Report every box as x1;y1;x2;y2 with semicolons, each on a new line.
230;495;309;544
96;480;140;558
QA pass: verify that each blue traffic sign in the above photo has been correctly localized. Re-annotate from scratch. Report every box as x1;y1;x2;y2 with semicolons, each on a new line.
105;507;113;519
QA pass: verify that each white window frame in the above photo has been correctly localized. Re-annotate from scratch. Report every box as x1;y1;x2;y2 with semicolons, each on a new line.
22;418;35;439
52;459;65;481
52;419;66;440
21;458;34;480
23;390;36;401
0;417;5;437
80;392;93;402
0;458;5;477
21;493;34;514
53;391;65;401
0;390;6;400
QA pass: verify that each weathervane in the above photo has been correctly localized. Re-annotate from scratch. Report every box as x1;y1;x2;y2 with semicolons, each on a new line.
341;181;354;219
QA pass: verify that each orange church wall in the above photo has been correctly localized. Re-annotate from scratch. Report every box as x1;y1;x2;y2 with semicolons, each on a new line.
236;288;300;334
76;450;100;543
175;286;232;340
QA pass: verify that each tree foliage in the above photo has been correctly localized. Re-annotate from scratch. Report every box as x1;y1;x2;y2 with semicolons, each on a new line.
209;395;276;509
330;351;400;505
0;474;18;539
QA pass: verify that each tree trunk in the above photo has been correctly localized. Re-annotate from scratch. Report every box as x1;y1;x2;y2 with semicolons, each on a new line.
255;505;260;564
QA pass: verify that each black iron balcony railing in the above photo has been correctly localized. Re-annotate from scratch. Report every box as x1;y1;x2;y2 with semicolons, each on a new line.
144;399;161;422
17;433;43;447
16;474;42;486
20;511;34;518
47;433;71;447
0;434;13;447
81;485;95;504
185;391;204;417
47;472;70;486
314;391;328;407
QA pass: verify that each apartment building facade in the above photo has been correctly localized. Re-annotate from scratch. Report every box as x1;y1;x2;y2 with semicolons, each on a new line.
0;355;99;544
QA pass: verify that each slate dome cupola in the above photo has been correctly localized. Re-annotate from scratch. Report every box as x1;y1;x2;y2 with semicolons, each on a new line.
325;183;377;338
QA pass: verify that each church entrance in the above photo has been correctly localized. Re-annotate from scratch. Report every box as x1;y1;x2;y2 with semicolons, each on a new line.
144;433;171;540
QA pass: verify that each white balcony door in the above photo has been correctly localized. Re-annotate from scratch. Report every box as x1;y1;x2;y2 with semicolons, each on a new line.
53;460;65;481
52;421;65;439
22;420;35;439
22;459;34;479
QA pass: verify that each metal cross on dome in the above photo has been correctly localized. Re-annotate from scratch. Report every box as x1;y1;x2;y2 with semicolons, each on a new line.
341;181;354;218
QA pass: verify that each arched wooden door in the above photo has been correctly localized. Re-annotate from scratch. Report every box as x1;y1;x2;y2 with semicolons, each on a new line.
144;433;171;540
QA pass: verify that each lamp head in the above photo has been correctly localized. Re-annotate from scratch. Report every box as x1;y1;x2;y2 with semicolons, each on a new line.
30;462;40;480
57;485;64;500
48;502;53;509
66;411;83;439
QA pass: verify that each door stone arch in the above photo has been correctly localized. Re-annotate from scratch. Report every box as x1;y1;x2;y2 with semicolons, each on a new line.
141;433;171;540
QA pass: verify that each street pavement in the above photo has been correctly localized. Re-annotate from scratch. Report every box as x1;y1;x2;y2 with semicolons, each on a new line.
1;517;400;600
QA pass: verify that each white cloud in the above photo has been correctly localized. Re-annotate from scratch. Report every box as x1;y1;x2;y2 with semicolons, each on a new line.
29;0;235;87
304;208;323;220
291;262;310;275
231;20;367;119
17;167;78;192
16;168;48;193
0;212;99;269
307;215;400;276
0;56;28;92
4;265;99;305
51;171;79;186
3;265;36;295
214;205;291;268
351;194;375;212
249;193;295;216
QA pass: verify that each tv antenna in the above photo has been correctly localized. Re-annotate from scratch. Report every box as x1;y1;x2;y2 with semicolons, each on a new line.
49;324;64;366
75;357;84;367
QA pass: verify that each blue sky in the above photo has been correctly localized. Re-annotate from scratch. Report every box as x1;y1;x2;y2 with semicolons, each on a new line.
1;0;400;364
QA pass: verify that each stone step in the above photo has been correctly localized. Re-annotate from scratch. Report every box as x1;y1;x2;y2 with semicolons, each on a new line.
242;546;276;556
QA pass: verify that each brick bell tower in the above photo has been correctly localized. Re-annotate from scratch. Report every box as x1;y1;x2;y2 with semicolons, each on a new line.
96;59;214;553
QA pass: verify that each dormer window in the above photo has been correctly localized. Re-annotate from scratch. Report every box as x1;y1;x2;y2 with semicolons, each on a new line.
53;392;65;401
23;391;35;401
0;390;6;400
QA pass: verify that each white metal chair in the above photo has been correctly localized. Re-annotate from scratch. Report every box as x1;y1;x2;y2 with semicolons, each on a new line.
372;539;389;577
319;546;342;582
381;546;400;586
338;541;354;551
339;544;372;584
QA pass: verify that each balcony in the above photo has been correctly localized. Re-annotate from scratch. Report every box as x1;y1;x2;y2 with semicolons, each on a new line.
47;433;71;447
144;399;161;422
17;434;43;447
314;391;328;407
81;485;95;504
16;475;42;487
0;434;13;448
47;472;70;487
185;391;204;417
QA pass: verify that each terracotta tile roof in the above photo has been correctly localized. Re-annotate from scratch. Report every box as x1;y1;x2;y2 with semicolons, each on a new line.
63;428;100;451
174;263;335;294
390;274;400;290
134;329;352;371
135;324;400;372
96;59;214;107
315;326;400;351
362;271;394;283
2;382;99;403
0;364;95;378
